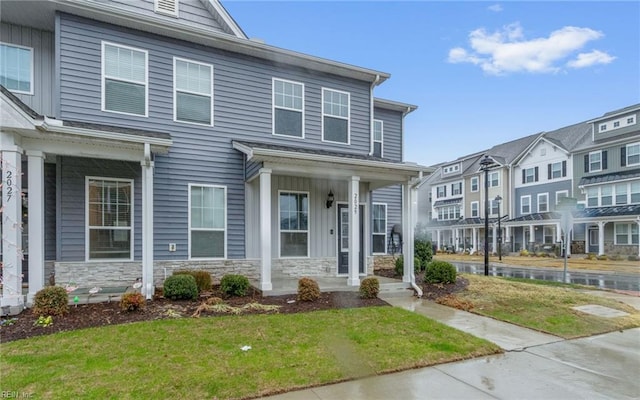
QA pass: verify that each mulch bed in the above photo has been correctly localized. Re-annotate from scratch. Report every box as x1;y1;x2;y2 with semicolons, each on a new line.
1;275;468;343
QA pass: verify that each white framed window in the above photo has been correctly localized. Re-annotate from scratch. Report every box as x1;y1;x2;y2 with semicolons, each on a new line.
86;177;133;261
490;199;500;216
470;176;479;192
599;123;607;132
543;226;554;244
322;88;350;144
0;42;33;94
601;186;613;206
555;190;569;205
537;193;549;213
189;184;226;259
549;161;565;179
632;182;640;204
587;187;599;207
102;41;148;116
523;167;537;183
279;191;309;257
273;78;304;138
174;57;213;125
489;171;500;187
589;151;602;172
438;205;460;220
625;143;640;166
615;223;639;245
155;0;179;17
521;195;531;214
470;201;479;218
615;183;628;205
451;182;462;196
372;203;387;254
436;185;446;198
443;164;460;174
628;116;636;125
372;119;383;157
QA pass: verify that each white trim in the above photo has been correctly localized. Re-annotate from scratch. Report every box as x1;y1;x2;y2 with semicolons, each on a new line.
0;42;34;95
85;176;134;262
470;201;479;218
614;222;639;245
489;170;500;187
470;176;479;192
521;195;531;215
278;190;310;259
555;190;569;205
626;142;640;167
372;119;383;157
154;0;179;17
372;202;387;254
537;192;549;213
588;150;603;173
173;57;214;126
550;161;564;179
188;183;227;260
523;167;536;184
321;87;351;145
272;77;305;139
101;41;149;117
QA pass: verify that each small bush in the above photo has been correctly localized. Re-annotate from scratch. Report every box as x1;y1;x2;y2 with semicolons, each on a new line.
297;277;320;302
32;286;69;316
120;292;145;312
220;274;250;297
586;253;597;260
596;254;608;261
414;239;433;271
164;274;198;300
424;260;457;284
174;270;212;293
394;256;422;276
519;249;529;257
359;277;380;299
628;255;640;261
394;256;403;276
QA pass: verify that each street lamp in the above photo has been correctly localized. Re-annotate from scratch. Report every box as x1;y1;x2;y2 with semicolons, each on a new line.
495;195;502;261
479;155;494;276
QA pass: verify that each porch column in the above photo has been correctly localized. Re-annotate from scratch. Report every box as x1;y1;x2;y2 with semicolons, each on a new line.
348;176;360;286
597;221;605;256
636;218;640;257
141;144;155;299
454;228;459;250
505;226;511;252
259;168;272;291
1;134;24;313
472;227;477;254
556;223;562;243
401;182;414;284
492;224;497;254
26;151;45;304
529;225;535;251
436;229;441;250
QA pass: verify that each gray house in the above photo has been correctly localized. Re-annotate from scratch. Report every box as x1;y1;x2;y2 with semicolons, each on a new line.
0;0;427;313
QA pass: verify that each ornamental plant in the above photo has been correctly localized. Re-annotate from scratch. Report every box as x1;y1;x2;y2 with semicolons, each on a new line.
424;260;457;284
220;274;250;297
120;292;145;312
163;274;198;300
32;286;69;316
297;277;320;302
173;270;212;293
359;277;380;299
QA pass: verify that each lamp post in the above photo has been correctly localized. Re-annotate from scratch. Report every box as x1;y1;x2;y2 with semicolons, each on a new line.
495;195;502;261
480;155;494;276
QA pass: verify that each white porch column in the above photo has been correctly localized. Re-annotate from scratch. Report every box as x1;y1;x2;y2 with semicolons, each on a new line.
259;168;272;291
141;144;155;299
492;224;497;254
597;221;605;256
555;223;562;243
402;182;413;283
529;225;535;250
454;228;459;250
472;227;477;254
436;229;441;250
1;134;24;312
26;151;45;304
505;226;511;245
636;218;640;257
348;176;360;286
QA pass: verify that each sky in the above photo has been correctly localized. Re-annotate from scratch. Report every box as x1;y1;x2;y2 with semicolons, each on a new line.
223;1;640;167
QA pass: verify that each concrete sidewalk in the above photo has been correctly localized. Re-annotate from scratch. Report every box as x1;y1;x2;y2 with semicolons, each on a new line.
261;293;640;399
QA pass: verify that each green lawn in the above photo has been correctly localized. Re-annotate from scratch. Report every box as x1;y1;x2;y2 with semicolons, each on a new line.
1;307;499;399
441;274;640;338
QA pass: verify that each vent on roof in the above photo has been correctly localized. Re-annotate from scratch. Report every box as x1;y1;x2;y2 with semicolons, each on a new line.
155;0;179;17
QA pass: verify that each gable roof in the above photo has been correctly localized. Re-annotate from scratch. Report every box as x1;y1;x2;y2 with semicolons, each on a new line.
202;0;247;39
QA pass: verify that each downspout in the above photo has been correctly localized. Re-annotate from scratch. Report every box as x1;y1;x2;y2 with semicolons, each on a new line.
369;74;380;155
410;174;423;298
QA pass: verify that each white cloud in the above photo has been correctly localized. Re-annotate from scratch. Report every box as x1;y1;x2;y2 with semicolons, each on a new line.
488;4;503;12
567;50;616;68
447;22;614;75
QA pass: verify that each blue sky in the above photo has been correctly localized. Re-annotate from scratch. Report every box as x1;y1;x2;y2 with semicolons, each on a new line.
223;1;640;166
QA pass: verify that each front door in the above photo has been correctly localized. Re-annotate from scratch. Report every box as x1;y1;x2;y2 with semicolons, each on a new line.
588;227;599;253
337;204;364;275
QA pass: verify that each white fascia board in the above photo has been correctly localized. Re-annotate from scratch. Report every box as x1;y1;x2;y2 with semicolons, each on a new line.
205;0;247;39
39;123;173;148
586;105;640;123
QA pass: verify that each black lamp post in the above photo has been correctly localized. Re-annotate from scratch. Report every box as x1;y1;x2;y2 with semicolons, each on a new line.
480;156;494;276
495;195;502;261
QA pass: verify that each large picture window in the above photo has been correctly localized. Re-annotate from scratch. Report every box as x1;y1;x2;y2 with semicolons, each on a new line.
273;78;304;137
0;43;33;94
322;88;350;144
615;223;639;245
102;42;147;116
174;58;213;125
87;178;133;260
279;192;309;257
189;185;226;259
372;203;387;254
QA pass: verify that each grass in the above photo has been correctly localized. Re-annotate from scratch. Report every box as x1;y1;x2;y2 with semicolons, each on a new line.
434;253;640;274
1;307;500;399
440;274;640;338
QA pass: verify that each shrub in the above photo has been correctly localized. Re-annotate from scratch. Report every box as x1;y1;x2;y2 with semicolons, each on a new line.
120;292;145;312
519;249;529;257
32;286;69;316
414;239;433;271
174;270;212;293
359;277;380;299
628;255;640;261
297;277;320;302
424;260;457;284
220;274;250;297
394;256;422;276
586;253;597;260
596;254;608;261
394;256;404;276
164;274;198;300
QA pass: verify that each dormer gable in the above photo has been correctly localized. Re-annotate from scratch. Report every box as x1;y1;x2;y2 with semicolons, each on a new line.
589;104;640;142
442;162;461;176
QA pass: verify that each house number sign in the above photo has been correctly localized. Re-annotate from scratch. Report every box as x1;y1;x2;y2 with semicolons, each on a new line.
353;193;358;215
5;170;13;202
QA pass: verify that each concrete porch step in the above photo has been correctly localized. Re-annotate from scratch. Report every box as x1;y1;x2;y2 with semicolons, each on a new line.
379;281;415;298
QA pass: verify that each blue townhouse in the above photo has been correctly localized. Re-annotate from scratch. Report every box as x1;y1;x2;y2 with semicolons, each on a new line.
0;0;427;313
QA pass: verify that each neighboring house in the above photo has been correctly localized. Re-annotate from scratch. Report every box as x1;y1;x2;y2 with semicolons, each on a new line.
0;0;428;314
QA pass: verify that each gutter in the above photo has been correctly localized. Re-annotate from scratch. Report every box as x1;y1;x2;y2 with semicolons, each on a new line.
410;175;423;298
369;74;380;156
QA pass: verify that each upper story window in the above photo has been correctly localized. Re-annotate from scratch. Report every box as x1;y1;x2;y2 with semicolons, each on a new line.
436;185;446;198
470;177;479;192
622;143;640;167
155;0;179;17
521;195;531;214
443;164;460;174
102;42;148;116
585;182;640;207
587;187;599;207
522;167;538;184
538;193;549;213
322;88;350;144
548;161;566;179
490;199;500;216
451;182;462;196
470;201;479;218
438;205;460;220
489;171;500;187
273;78;304;138
615;183;627;205
555;190;569;205
584;150;607;173
0;42;33;94
599;124;607;132
597;115;637;135
601;186;613;206
372;119;383;157
174;58;213;126
189;184;226;259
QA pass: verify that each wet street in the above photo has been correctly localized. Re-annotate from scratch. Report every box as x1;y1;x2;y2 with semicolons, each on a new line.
452;262;640;292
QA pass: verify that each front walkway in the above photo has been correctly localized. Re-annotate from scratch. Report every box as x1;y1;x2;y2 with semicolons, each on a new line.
254;275;408;296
